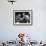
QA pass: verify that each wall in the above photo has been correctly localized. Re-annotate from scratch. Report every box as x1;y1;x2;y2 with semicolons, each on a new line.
0;0;46;42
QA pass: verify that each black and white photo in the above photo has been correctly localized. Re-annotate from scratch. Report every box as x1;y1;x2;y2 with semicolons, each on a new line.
13;10;32;25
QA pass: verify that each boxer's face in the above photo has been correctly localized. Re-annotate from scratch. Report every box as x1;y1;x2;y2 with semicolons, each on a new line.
18;14;21;17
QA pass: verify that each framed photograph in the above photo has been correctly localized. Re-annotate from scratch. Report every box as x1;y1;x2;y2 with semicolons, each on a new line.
13;10;33;25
